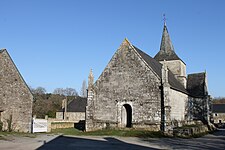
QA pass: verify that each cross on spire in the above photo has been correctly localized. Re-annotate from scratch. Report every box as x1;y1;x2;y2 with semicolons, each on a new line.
163;13;167;26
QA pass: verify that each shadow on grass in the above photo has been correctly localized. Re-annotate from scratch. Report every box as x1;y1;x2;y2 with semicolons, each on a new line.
36;135;157;150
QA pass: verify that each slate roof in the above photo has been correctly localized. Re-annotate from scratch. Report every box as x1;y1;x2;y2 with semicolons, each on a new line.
59;96;87;112
133;45;188;94
212;104;225;113
187;72;206;98
154;24;183;62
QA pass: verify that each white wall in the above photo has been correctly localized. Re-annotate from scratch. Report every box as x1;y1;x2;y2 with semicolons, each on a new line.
169;89;188;121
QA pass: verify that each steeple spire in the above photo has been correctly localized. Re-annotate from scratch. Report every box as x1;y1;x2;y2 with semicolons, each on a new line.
154;20;181;61
160;23;175;53
155;18;187;88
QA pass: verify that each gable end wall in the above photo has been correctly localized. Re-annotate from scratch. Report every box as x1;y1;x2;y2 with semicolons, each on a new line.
0;50;33;132
87;43;162;130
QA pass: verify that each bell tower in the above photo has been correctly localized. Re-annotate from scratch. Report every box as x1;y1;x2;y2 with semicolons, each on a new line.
154;20;187;88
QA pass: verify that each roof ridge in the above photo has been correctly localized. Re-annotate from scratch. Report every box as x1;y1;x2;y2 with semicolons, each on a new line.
132;45;161;79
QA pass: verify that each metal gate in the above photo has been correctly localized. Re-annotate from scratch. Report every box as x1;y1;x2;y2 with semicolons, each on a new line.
32;118;48;133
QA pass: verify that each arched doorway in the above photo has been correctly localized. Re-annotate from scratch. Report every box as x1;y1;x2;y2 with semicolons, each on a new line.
121;104;132;128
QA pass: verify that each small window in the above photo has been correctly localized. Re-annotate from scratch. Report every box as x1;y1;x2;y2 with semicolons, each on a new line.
219;120;222;123
215;113;217;116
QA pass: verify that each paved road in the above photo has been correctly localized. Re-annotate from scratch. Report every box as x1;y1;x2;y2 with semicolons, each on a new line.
0;129;225;150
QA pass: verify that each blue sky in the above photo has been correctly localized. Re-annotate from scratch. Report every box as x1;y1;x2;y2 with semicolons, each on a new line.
0;0;224;97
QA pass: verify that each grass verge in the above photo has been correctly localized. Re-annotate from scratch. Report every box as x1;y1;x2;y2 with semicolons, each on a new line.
0;131;36;140
51;128;165;138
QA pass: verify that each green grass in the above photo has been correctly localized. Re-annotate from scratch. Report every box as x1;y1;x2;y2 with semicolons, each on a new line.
51;128;165;138
0;131;37;140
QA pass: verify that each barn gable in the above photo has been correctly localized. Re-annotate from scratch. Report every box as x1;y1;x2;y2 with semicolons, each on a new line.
0;49;33;132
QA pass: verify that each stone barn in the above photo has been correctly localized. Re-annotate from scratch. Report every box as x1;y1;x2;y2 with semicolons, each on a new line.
0;49;33;132
85;23;211;132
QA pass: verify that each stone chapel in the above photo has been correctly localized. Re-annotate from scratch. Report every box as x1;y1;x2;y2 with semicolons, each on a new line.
85;23;211;132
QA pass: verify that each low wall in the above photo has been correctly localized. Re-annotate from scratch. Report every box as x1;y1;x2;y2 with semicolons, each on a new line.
132;123;160;131
86;120;161;132
173;125;209;137
47;118;77;132
51;122;75;130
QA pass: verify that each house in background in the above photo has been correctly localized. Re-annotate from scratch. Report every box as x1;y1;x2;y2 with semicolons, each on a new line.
56;96;87;122
212;104;225;125
85;22;211;132
0;49;33;132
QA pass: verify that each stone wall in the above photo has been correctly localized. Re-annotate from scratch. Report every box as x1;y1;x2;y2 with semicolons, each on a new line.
86;40;162;131
173;124;209;137
192;97;208;123
160;60;186;88
50;122;75;130
47;118;78;132
56;112;85;122
0;49;33;132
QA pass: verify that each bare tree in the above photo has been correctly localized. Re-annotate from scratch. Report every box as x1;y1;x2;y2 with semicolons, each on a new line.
64;88;78;96
31;86;46;95
53;88;65;95
80;80;87;97
53;87;78;96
